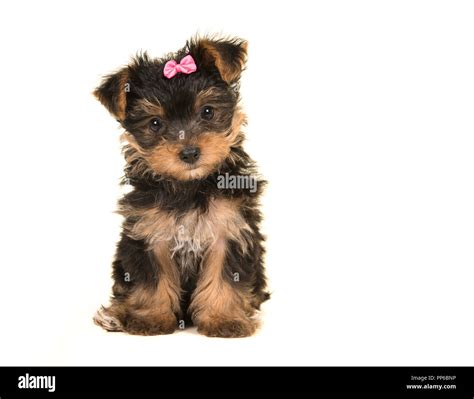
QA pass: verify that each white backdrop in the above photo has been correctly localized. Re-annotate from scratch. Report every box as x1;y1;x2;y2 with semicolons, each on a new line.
1;0;473;366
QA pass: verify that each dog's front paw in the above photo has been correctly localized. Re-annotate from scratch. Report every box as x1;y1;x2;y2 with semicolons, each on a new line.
197;316;257;338
123;312;177;336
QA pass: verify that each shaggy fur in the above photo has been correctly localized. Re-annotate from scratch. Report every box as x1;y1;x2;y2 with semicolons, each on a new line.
93;35;268;338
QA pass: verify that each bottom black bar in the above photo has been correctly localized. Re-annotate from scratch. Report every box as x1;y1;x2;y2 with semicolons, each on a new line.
0;367;472;396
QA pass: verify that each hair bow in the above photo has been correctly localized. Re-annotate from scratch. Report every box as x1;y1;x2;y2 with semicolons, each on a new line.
163;54;197;79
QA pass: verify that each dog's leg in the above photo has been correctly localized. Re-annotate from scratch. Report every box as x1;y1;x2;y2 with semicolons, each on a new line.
94;235;181;335
190;236;258;338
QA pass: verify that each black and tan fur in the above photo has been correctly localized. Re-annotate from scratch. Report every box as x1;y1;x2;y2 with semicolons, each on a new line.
93;36;268;338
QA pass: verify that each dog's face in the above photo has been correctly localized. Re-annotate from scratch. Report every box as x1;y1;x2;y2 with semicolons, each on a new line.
95;37;247;181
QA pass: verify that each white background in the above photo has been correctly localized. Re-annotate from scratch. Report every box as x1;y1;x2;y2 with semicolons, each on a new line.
0;0;473;366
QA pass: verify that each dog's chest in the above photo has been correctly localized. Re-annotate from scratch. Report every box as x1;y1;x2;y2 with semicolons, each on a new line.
125;198;248;269
169;209;217;260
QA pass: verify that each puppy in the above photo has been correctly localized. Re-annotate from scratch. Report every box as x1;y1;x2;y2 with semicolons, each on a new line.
93;36;268;338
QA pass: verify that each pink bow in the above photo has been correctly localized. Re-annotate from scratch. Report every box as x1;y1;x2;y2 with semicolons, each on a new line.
163;55;197;79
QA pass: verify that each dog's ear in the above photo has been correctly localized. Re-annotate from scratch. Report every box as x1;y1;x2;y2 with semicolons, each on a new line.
94;68;129;121
192;37;248;84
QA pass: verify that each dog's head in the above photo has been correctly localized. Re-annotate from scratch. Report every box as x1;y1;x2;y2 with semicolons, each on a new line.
94;36;248;181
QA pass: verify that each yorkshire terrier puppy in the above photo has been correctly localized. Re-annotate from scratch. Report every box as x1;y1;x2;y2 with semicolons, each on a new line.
93;36;268;338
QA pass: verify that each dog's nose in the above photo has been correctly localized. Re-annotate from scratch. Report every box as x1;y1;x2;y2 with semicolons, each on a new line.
179;146;201;164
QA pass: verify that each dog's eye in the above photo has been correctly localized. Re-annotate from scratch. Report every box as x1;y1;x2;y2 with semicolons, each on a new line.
149;118;162;132
200;106;214;121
